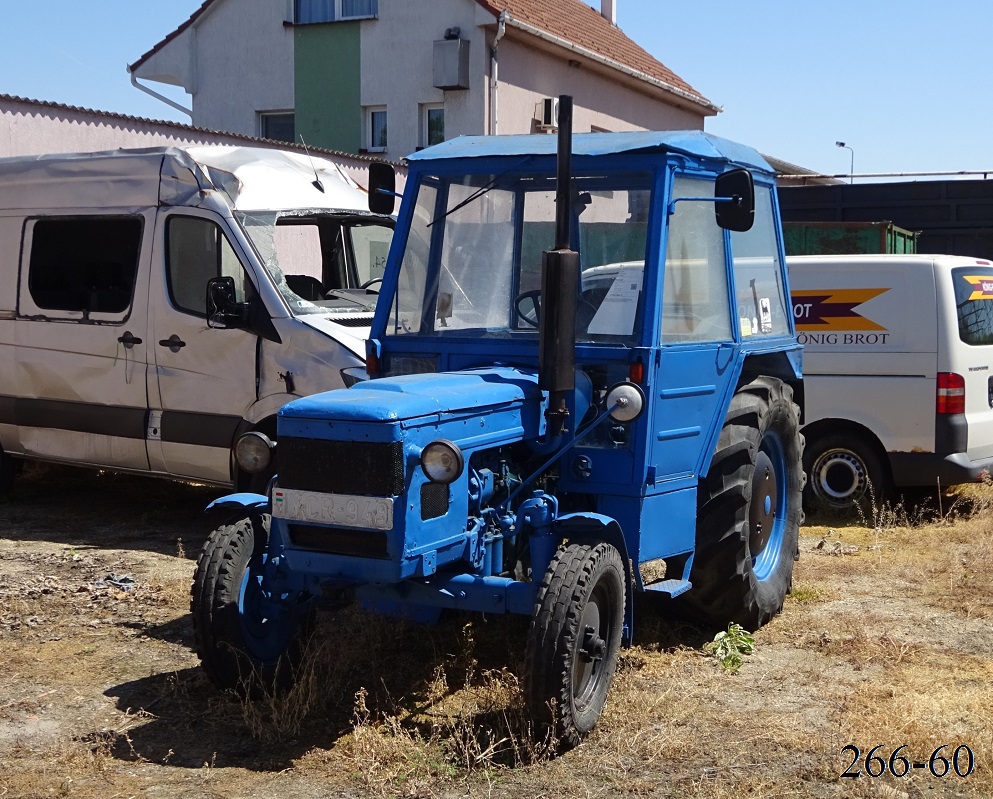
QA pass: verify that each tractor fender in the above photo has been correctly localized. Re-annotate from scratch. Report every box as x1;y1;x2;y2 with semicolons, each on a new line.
205;493;271;514
555;512;635;644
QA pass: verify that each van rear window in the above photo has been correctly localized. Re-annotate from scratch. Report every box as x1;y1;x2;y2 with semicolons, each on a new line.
952;267;993;346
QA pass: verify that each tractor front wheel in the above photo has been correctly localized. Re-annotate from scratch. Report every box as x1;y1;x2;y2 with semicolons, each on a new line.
525;541;625;750
191;512;312;696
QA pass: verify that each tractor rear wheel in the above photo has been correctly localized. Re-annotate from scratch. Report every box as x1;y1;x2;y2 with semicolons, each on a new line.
525;541;625;750
191;512;312;696
681;376;804;629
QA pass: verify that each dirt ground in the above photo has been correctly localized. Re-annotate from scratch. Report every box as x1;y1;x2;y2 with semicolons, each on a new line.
1;463;991;798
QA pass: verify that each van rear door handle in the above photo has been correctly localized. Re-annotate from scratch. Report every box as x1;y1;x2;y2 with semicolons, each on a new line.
158;334;187;353
117;331;143;348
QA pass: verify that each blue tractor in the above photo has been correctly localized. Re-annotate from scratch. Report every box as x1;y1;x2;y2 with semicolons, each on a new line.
191;99;804;748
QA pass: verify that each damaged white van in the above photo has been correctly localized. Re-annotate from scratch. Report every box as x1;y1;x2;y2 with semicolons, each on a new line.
0;145;393;494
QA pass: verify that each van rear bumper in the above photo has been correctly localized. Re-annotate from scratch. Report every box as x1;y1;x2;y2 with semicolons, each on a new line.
888;451;993;488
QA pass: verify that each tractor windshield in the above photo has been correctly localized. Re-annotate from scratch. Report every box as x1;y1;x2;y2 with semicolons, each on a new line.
385;169;652;344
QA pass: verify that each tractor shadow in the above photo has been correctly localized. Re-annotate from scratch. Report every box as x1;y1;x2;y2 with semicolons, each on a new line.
102;607;544;771
102;594;731;772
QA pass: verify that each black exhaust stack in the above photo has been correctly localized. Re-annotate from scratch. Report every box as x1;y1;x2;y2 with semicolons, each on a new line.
538;95;578;437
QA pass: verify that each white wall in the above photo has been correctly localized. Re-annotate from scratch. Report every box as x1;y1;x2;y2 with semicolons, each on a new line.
359;0;489;158
193;0;295;134
0;96;402;191
133;0;295;137
495;36;706;136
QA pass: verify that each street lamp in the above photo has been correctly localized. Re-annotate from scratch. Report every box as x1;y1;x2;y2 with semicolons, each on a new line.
835;141;854;184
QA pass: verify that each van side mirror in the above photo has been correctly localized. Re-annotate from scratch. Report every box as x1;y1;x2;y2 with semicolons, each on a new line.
715;168;755;232
368;162;397;215
206;276;245;329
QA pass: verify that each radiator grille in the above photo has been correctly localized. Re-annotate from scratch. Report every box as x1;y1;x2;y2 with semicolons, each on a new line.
278;438;404;496
420;482;450;520
328;315;374;328
288;524;389;559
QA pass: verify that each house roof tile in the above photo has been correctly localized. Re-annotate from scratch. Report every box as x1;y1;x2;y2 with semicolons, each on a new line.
473;0;715;110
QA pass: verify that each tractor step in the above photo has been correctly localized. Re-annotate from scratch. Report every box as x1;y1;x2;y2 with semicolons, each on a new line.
644;578;692;597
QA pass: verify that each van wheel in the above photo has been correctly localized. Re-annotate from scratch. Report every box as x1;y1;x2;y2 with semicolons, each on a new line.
680;377;804;629
525;541;625;750
191;512;313;696
803;434;889;516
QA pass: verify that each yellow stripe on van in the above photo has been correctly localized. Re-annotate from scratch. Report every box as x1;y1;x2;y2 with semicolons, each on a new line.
791;288;889;332
961;275;993;301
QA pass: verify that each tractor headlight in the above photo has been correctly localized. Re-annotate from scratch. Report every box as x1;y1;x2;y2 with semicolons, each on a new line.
420;440;464;484
234;431;275;474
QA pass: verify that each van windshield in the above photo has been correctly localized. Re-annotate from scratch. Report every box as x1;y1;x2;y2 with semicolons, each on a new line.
237;210;393;316
952;266;993;345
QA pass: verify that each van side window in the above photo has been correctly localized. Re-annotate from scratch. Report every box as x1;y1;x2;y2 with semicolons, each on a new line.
167;216;248;316
27;217;142;316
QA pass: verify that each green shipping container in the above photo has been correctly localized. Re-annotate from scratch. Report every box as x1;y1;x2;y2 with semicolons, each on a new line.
783;221;918;256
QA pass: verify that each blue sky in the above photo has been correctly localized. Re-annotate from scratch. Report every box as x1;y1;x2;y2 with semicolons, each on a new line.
2;0;990;178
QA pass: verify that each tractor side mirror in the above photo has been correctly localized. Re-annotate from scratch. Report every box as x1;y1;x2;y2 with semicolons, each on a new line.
714;168;755;232
368;162;397;215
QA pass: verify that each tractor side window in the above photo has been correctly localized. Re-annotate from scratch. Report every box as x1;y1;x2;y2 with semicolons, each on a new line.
390;181;437;334
731;185;790;338
167;216;250;317
661;177;732;343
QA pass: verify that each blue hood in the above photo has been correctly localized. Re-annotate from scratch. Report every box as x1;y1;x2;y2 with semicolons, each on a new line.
280;367;543;423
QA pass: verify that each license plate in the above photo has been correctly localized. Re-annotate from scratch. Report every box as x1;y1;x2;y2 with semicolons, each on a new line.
273;489;394;531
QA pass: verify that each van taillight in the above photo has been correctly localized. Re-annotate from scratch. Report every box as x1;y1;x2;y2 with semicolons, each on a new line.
936;372;965;414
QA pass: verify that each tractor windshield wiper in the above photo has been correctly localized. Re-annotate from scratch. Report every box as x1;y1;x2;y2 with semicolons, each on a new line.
427;156;534;228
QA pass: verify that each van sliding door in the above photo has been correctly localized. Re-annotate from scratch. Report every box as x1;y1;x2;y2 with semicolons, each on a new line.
12;214;151;470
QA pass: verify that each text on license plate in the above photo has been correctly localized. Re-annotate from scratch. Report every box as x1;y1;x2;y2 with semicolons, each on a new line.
273;489;394;531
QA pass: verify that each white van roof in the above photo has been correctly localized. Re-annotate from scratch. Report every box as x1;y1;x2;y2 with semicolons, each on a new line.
0;145;373;214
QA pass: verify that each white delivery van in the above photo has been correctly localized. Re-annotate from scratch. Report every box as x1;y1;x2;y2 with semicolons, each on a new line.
0;145;393;494
788;254;993;512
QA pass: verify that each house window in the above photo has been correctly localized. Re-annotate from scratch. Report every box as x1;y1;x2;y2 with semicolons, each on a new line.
259;112;295;143
367;106;387;152
295;0;377;23
27;216;142;317
422;104;445;147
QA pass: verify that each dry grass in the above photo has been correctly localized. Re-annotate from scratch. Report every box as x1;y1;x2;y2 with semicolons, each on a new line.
1;465;992;797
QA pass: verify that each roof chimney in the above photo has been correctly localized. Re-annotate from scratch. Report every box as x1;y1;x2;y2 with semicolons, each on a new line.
601;0;616;24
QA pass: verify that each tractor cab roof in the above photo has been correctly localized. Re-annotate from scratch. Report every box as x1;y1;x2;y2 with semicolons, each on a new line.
406;130;773;175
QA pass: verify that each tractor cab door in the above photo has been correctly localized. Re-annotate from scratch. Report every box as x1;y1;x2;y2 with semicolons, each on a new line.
650;175;738;483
